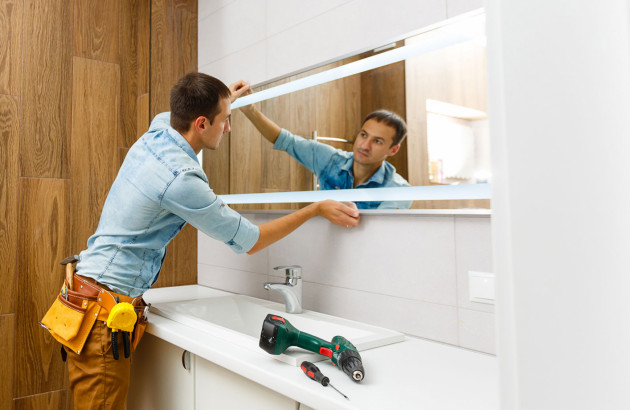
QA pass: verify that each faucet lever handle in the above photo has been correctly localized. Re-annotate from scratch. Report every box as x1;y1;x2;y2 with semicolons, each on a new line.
273;265;302;279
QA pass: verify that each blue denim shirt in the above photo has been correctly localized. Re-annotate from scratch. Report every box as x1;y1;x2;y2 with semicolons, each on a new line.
274;129;412;209
76;112;259;296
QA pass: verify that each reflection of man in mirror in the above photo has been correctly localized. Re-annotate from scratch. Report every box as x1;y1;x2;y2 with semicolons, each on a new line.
240;100;412;209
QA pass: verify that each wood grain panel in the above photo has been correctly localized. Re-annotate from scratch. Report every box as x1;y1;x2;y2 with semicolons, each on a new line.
152;224;197;288
0;314;15;409
202;135;230;195
150;0;199;287
70;57;120;254
15;178;70;396
137;0;150;95
0;96;19;315
73;0;119;63
361;60;408;180
20;0;72;178
0;0;22;96
137;93;150;138
150;0;198;115
14;389;71;410
120;0;140;148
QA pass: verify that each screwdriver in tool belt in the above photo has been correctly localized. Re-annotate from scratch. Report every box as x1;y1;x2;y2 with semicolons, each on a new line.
300;361;349;400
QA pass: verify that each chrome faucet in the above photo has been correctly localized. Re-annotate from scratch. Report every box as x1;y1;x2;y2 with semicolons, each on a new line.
264;265;303;314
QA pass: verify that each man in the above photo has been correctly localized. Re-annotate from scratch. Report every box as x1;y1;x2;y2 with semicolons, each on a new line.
41;72;359;409
240;101;412;209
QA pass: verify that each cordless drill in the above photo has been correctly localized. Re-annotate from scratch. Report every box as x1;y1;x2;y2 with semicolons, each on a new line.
259;314;365;382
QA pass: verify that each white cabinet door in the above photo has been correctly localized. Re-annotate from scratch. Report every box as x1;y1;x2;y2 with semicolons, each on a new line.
195;357;298;410
127;333;195;410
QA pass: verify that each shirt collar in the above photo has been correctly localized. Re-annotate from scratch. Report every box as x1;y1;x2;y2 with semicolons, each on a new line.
348;155;390;185
166;127;199;164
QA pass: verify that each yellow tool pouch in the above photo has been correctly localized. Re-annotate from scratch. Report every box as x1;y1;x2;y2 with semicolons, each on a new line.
40;284;101;355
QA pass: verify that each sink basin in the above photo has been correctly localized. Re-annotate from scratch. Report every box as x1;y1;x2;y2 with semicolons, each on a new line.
151;294;405;366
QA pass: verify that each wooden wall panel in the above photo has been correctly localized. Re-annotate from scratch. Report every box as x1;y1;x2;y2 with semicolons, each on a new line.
151;0;198;287
150;0;198;114
19;0;72;178
153;224;197;288
137;0;151;96
0;96;19;315
73;0;119;63
70;57;120;253
14;389;71;410
15;178;70;396
361;61;408;180
0;0;22;96
120;0;151;148
120;0;141;148
0;314;15;409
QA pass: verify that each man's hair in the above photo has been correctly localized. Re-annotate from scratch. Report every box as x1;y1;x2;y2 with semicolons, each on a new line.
170;72;231;133
362;110;407;146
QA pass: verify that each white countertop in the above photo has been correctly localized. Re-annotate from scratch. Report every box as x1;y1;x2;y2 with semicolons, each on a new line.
143;285;498;410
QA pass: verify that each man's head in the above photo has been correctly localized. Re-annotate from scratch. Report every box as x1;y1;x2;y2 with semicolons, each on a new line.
170;72;232;151
353;110;407;167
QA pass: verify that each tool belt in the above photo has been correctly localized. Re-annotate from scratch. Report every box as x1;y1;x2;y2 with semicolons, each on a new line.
41;269;148;356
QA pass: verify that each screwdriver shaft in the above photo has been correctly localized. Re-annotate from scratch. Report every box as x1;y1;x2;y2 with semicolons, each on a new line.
329;383;349;400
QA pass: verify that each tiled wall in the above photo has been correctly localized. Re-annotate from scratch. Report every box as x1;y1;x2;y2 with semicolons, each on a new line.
198;213;495;354
198;0;484;86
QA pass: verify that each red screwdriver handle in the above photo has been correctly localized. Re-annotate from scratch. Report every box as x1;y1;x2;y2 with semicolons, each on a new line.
301;361;330;386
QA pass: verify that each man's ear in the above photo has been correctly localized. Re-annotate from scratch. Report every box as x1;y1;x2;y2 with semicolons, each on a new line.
193;116;206;132
388;144;400;156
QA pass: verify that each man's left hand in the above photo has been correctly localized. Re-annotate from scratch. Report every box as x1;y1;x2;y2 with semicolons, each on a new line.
229;80;250;102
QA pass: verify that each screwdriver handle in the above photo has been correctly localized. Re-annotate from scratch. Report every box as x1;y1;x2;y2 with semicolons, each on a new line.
301;361;329;386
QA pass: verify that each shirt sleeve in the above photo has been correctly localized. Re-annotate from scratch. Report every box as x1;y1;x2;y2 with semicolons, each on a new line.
159;169;260;254
273;129;339;175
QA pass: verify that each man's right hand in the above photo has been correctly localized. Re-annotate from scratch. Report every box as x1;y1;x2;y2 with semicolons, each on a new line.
316;200;360;227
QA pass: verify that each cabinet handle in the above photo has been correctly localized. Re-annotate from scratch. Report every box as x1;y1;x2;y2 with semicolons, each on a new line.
181;350;191;371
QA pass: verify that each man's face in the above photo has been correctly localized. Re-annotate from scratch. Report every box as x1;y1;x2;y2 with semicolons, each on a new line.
203;98;231;150
352;119;400;166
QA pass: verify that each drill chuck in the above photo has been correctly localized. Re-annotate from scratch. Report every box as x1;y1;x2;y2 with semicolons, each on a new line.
339;352;365;382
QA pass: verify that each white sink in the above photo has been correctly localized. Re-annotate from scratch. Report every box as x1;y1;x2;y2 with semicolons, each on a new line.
151;294;405;366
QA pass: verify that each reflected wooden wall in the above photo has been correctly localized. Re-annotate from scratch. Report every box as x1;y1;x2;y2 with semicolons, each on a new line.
0;1;197;408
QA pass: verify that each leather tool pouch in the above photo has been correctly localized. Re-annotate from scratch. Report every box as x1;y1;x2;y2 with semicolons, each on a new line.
132;311;148;353
40;282;100;355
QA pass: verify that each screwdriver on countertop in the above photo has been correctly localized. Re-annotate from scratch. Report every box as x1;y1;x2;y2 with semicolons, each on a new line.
300;361;350;400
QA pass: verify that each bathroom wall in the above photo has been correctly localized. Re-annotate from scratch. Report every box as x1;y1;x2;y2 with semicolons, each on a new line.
198;212;495;354
0;1;197;408
196;0;492;354
198;0;484;86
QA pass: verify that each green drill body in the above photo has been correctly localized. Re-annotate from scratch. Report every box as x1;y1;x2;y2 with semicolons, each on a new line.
259;314;365;382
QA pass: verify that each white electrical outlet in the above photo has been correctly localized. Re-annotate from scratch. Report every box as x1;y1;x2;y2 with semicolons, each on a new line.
468;271;495;304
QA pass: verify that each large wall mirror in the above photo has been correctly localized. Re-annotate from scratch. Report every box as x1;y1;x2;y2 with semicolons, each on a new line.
203;11;489;211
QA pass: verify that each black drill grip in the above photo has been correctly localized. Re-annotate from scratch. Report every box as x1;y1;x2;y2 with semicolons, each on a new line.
301;361;329;386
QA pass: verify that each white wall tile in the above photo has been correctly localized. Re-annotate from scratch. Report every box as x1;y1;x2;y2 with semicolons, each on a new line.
268;214;457;306
304;282;459;345
266;0;447;82
197;213;268;273
266;0;352;37
199;40;268;86
198;0;237;22
198;0;267;67
458;308;495;354
446;0;483;18
198;263;269;299
454;216;494;312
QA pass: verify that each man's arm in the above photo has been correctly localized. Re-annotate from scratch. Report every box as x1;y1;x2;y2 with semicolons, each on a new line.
247;200;359;254
239;103;282;144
